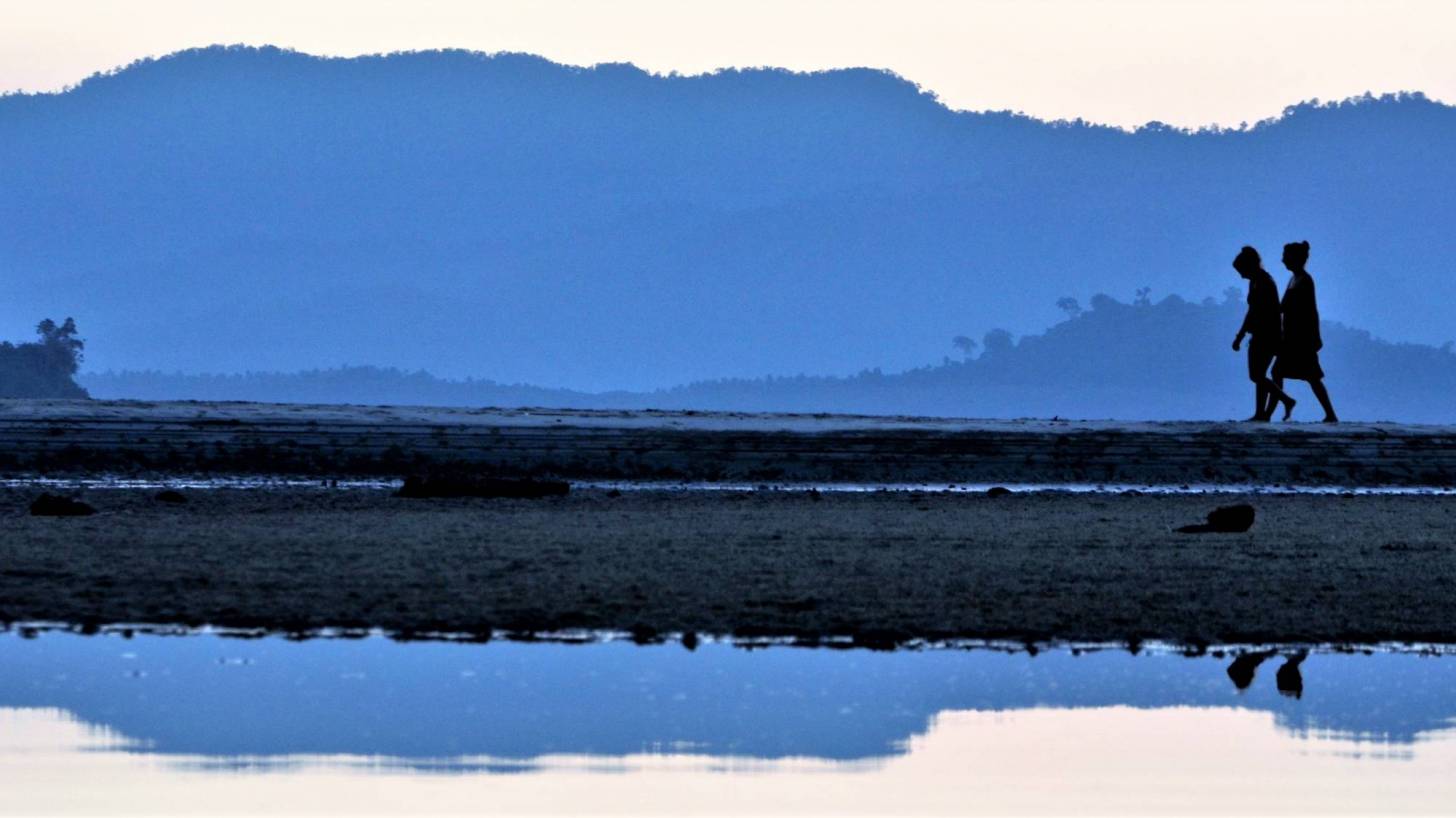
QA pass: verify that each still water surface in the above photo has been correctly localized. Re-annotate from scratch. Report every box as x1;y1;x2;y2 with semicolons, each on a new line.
1;631;1453;815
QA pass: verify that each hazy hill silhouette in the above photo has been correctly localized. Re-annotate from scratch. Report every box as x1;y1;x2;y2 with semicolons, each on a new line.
82;293;1456;423
653;293;1456;423
6;46;1456;391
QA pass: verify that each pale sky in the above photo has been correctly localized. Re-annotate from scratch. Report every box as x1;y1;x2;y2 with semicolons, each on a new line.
2;0;1454;128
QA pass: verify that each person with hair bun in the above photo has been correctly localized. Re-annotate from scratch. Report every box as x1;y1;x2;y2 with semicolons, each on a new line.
1271;240;1338;423
1231;246;1296;421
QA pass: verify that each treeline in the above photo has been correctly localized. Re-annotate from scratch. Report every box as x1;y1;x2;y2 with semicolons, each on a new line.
81;366;610;409
82;294;1456;423
0;319;90;399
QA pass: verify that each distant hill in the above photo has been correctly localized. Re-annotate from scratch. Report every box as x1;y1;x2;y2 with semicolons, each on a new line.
82;293;1456;423
654;293;1456;423
6;46;1456;392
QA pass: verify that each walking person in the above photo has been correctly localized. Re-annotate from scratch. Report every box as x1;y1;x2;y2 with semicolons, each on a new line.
1271;240;1338;423
1231;246;1296;421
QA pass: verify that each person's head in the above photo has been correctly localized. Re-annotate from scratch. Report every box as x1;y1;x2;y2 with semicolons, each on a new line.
1232;246;1262;279
1282;240;1310;272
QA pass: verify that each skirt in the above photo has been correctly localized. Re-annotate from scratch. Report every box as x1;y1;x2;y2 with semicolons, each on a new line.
1273;348;1324;381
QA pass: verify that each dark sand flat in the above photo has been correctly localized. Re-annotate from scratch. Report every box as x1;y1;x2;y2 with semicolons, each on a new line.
4;399;1456;486
3;487;1453;647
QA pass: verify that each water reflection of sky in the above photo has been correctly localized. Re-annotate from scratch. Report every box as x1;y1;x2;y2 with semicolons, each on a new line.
2;633;1455;814
2;632;1453;761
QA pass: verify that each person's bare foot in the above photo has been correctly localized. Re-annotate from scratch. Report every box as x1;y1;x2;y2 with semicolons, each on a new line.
1245;414;1270;422
1322;414;1339;424
1281;397;1296;421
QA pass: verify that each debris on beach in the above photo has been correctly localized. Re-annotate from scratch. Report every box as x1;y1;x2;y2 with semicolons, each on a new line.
985;486;1013;497
1176;503;1255;534
395;474;570;499
29;493;96;517
154;490;188;504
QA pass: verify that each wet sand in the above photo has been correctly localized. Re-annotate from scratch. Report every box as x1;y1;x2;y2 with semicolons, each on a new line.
2;487;1453;646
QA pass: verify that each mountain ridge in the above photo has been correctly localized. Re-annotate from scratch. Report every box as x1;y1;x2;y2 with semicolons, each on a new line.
6;45;1454;392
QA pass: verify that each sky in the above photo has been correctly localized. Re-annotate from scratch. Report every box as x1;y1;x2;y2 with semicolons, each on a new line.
3;0;1454;129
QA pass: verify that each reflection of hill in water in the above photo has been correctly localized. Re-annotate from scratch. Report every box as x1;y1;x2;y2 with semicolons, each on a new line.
0;633;1451;764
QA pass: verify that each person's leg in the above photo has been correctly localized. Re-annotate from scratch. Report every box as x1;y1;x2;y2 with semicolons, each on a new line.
1249;381;1270;421
1270;376;1296;420
1256;377;1295;419
1260;388;1279;420
1309;379;1338;422
1249;347;1281;421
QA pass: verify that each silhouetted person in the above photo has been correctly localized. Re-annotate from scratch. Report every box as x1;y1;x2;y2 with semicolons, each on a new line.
1275;651;1307;699
1226;649;1277;691
1231;247;1296;421
1270;241;1338;422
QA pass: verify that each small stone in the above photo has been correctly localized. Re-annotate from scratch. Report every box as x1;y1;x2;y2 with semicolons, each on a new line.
986;486;1013;498
1176;503;1255;533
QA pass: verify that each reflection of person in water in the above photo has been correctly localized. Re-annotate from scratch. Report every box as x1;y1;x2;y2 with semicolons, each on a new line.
1226;649;1307;698
1271;241;1339;423
1276;651;1307;699
1231;247;1296;421
1226;649;1277;690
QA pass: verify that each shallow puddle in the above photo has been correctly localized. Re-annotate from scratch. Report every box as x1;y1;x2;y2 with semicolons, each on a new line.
1;631;1453;815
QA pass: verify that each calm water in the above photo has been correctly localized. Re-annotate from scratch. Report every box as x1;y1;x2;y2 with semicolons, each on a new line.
1;631;1453;815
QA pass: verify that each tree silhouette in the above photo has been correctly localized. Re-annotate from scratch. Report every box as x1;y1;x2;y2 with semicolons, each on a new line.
0;318;89;399
982;328;1015;356
36;317;85;375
